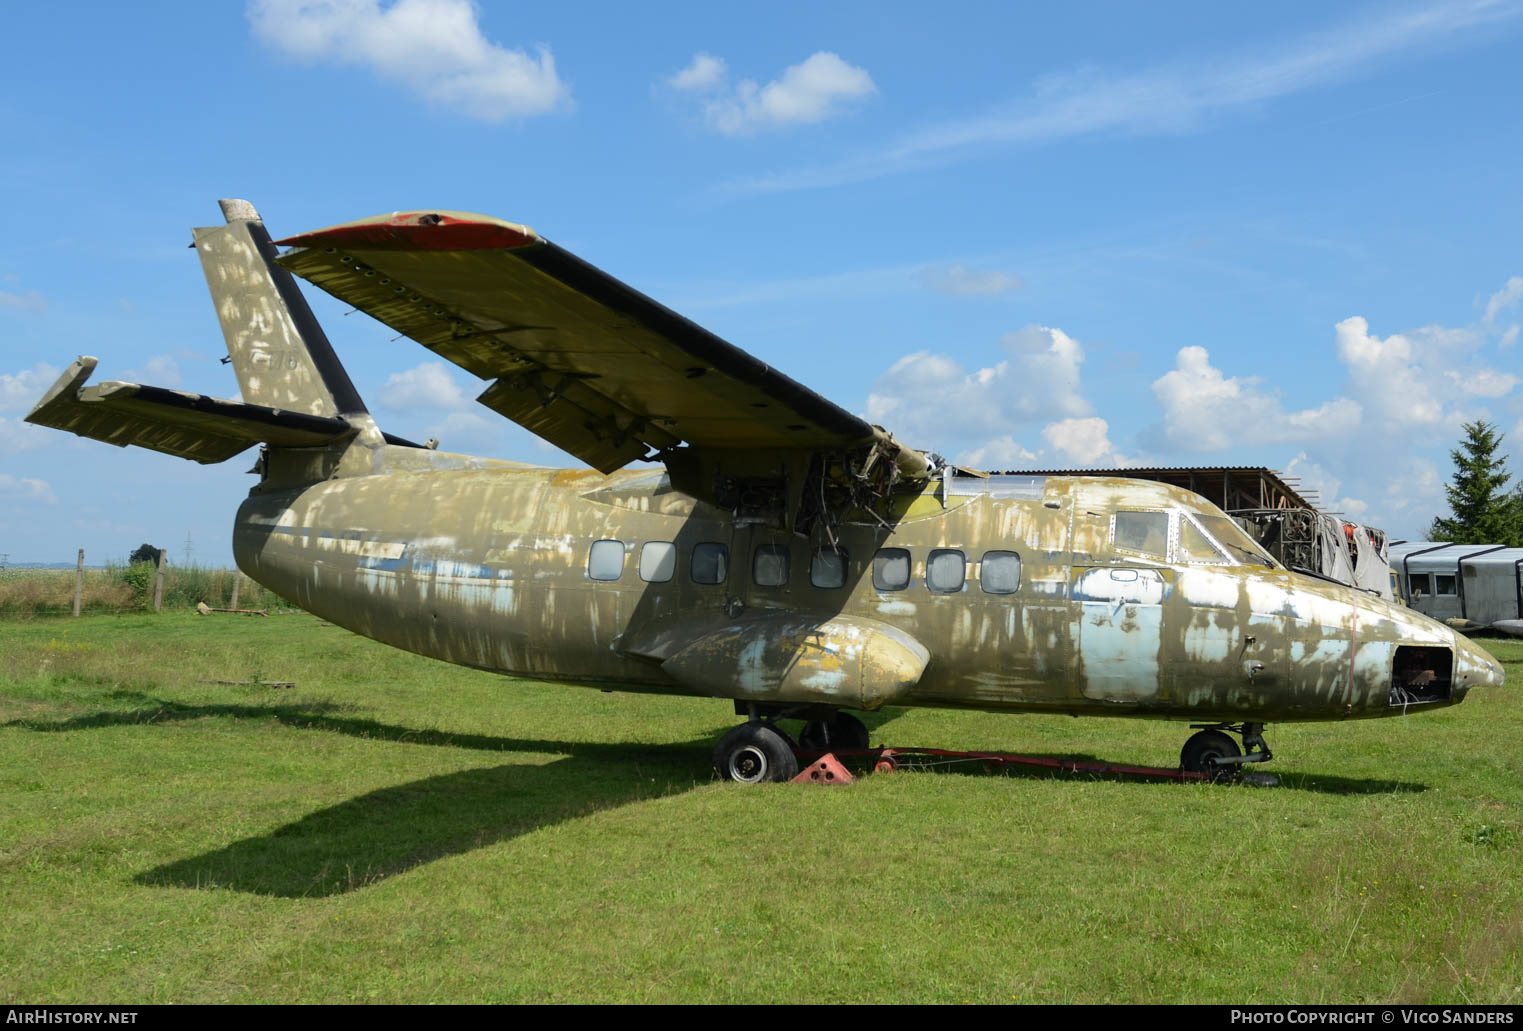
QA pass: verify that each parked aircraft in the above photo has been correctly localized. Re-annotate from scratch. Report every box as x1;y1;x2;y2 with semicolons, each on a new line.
26;200;1505;782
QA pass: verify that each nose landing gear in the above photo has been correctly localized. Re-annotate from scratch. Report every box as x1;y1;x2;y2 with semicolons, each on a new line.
1181;722;1274;783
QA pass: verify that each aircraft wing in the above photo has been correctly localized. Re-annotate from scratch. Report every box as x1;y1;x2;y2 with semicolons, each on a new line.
274;211;877;473
25;356;355;464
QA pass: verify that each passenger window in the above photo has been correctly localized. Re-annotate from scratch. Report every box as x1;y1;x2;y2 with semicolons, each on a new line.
639;541;676;583
1113;511;1168;559
1408;572;1431;598
980;551;1022;594
873;548;911;591
811;548;847;589
1177;516;1228;564
927;549;965;593
753;543;790;587
587;539;625;581
691;542;729;585
1435;574;1457;596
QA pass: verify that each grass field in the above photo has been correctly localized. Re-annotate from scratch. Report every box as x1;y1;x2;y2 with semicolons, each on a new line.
1;613;1520;1004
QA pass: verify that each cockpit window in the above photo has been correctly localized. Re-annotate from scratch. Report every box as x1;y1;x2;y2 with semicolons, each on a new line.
1177;515;1229;565
1192;514;1278;568
1112;511;1168;559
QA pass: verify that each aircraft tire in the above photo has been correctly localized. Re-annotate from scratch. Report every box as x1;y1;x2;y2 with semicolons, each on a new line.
799;712;870;751
1181;730;1242;782
714;723;800;784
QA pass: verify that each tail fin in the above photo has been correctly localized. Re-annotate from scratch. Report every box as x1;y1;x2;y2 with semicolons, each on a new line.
192;199;368;418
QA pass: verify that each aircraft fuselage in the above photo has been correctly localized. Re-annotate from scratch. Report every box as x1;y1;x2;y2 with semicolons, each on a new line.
233;444;1501;724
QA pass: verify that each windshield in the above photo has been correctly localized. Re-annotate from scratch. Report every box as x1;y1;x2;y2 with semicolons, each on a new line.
1192;514;1279;568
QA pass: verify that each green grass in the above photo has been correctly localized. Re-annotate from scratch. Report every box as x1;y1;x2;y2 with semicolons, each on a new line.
2;613;1520;1004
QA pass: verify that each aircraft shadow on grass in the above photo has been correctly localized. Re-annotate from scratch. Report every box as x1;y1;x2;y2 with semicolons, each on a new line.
10;698;1424;897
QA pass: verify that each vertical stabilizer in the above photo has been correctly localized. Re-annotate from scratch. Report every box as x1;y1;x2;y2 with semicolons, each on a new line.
193;199;368;418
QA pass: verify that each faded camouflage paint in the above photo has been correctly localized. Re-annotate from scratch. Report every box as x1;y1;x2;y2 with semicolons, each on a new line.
233;442;1502;723
193;213;339;419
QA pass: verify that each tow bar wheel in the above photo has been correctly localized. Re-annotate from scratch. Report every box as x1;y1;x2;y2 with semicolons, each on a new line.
714;723;799;784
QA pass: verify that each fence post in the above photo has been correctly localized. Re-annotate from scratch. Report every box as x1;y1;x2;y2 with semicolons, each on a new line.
153;549;166;612
73;549;84;617
229;573;240;611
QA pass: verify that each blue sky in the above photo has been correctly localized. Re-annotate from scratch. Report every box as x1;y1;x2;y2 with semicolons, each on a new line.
2;0;1521;566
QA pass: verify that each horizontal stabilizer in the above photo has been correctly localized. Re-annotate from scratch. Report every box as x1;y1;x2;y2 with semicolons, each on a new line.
25;356;355;464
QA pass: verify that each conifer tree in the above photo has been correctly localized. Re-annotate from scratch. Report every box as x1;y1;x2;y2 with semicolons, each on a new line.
1429;420;1523;545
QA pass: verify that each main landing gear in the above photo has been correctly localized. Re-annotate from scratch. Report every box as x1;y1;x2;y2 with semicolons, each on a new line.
1181;722;1273;782
713;705;872;783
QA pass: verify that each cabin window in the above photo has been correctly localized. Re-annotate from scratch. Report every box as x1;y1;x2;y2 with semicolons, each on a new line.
1113;511;1168;559
691;542;728;585
753;543;790;587
1435;574;1457;596
1177;516;1229;565
1407;572;1432;598
980;551;1022;594
639;541;676;583
587;539;625;581
873;548;911;592
811;548;847;589
927;549;966;593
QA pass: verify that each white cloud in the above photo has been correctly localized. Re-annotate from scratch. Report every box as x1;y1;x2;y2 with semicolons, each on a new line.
664;50;876;135
867;325;1089;449
867;325;1105;469
247;0;569;122
377;361;471;410
0;362;59;413
1042;417;1127;466
1502;325;1520;349
0;474;56;504
958;436;1037;469
121;355;182;389
666;53;726;93
726;0;1521;194
920;263;1024;297
1151;345;1362;450
0;288;46;313
1484;275;1523;324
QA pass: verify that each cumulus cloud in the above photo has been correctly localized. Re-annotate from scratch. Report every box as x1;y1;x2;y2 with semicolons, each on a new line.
0;362;59;413
866;324;1105;469
1484;275;1523;324
867;325;1088;445
664;50;876;135
0;474;56;504
377;361;471;410
1150;345;1363;450
1041;417;1129;466
665;53;726;92
247;0;569;122
919;263;1024;297
121;355;182;389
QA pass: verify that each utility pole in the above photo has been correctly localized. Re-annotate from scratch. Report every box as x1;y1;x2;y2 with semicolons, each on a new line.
183;530;193;568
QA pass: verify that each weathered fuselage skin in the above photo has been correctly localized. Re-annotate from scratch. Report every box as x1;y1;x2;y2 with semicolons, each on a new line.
234;442;1502;723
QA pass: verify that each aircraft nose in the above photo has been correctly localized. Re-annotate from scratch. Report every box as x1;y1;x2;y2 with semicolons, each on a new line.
1453;634;1505;695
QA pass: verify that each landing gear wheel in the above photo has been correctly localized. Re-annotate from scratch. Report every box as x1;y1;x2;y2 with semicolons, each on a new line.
714;723;800;784
1181;730;1242;782
798;711;871;751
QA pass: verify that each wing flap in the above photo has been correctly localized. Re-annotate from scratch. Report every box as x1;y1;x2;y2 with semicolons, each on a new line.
274;211;876;472
25;357;354;464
